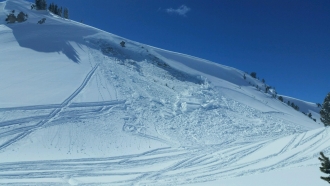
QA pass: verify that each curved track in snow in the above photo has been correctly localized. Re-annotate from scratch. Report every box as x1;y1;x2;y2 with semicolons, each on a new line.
0;64;100;151
0;128;329;185
0;1;328;185
0;49;329;185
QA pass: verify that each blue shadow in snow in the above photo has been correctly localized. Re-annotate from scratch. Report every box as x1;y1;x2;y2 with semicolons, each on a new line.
9;23;96;63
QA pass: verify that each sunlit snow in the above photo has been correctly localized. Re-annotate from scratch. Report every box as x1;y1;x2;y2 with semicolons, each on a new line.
0;0;329;185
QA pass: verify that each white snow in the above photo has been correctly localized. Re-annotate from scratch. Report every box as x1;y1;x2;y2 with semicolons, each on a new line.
0;0;329;185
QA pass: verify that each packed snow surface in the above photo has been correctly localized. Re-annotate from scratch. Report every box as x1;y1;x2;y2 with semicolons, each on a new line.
0;0;329;185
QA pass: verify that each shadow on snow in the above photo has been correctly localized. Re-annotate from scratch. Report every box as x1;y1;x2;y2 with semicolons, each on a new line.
9;23;96;63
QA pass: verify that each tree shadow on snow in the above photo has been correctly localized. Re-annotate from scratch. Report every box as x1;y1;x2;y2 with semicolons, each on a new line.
9;23;96;63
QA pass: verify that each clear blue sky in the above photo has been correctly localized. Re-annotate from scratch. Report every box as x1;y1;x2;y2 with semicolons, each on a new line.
25;0;330;103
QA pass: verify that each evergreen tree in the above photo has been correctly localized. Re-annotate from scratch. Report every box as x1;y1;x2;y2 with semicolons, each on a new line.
5;13;16;23
58;6;62;17
120;41;126;47
34;0;39;9
35;0;47;10
63;8;69;19
278;96;284;102
54;4;58;15
320;92;330;127
48;3;54;13
48;2;68;18
273;91;277;98
250;72;257;79
265;86;270;93
308;113;312;118
42;0;47;10
319;152;330;184
16;11;27;22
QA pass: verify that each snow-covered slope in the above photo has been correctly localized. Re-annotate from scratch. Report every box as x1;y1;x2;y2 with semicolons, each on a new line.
281;95;322;124
0;0;329;185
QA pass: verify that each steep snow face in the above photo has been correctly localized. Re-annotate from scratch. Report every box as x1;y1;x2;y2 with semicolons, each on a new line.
0;0;328;185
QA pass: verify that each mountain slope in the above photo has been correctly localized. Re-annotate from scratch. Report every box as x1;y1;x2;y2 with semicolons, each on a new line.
0;1;329;185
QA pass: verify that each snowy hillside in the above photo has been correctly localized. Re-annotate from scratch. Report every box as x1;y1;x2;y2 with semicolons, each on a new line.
0;0;329;185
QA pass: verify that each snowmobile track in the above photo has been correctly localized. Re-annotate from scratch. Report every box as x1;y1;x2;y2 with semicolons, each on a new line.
0;65;100;151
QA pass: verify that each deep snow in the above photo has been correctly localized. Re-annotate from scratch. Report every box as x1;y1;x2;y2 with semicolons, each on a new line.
0;0;329;185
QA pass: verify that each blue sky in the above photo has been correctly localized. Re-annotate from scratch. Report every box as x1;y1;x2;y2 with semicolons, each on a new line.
25;0;330;103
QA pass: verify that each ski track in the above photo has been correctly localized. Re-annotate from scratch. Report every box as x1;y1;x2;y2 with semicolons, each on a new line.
0;104;61;111
0;64;100;151
0;18;328;185
0;115;49;127
0;50;327;185
69;100;126;108
2;132;328;186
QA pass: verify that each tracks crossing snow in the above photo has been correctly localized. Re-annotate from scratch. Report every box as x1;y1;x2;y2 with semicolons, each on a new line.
0;32;327;186
1;128;329;186
0;64;128;151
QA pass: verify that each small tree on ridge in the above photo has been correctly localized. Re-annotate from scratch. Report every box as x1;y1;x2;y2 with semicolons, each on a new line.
63;8;69;19
250;72;257;79
278;96;284;102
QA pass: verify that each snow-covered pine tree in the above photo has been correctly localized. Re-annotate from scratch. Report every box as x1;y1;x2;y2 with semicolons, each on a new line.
320;92;330;127
319;152;330;184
